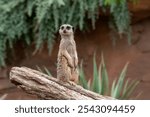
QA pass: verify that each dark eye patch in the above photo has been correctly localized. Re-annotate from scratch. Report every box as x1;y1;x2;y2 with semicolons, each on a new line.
66;26;71;30
61;26;64;30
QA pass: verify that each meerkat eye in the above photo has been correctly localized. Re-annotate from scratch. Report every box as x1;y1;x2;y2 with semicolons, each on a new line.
66;26;71;30
61;26;64;30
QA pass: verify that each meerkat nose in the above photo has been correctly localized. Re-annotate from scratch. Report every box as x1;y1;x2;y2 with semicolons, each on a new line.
63;30;67;33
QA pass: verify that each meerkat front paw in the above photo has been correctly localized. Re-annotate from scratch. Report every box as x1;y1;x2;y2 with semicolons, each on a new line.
68;59;74;68
74;57;78;68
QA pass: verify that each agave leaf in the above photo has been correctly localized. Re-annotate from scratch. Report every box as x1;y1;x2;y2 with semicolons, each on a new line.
36;65;43;72
36;65;52;76
87;78;92;90
113;63;129;98
77;54;138;100
43;66;52;76
121;80;139;99
134;91;142;100
91;53;101;93
111;79;116;96
79;61;88;89
0;94;7;100
101;53;109;95
122;79;129;96
98;62;102;94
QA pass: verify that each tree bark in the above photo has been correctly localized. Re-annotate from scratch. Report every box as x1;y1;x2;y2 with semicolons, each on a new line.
9;67;114;100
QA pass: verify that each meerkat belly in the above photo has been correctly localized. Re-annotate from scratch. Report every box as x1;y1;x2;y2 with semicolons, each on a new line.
66;45;79;83
67;45;76;60
57;55;71;82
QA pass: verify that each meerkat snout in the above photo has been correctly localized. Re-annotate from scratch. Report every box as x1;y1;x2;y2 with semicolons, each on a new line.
59;24;74;36
63;29;67;34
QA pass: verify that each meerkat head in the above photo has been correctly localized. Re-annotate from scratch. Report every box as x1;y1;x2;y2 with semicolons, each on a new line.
59;24;74;38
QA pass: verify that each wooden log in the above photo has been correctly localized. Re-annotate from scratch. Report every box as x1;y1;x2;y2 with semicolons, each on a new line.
9;67;114;100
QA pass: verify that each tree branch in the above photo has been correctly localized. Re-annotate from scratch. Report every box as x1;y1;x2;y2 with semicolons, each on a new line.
9;67;114;100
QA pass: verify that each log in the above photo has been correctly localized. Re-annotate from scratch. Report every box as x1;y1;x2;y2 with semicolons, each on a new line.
9;67;114;100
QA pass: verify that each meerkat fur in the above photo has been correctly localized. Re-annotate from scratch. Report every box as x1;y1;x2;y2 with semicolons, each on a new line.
57;24;78;83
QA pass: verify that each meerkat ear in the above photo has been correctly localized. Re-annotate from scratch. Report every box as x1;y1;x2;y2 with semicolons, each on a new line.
72;26;75;32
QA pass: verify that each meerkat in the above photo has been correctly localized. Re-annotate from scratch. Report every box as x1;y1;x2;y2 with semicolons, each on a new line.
57;24;78;84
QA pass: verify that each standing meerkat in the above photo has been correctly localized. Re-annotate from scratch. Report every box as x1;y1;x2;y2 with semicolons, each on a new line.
57;24;78;84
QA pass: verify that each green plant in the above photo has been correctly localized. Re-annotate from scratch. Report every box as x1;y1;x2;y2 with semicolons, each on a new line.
78;61;89;89
101;0;132;44
36;65;52;77
111;63;139;99
79;54;139;99
0;0;137;67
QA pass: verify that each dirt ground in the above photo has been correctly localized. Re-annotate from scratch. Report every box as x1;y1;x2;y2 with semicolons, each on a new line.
0;16;150;99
